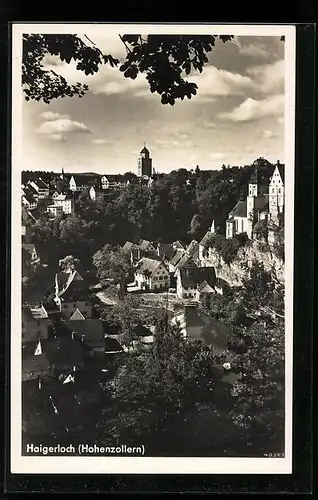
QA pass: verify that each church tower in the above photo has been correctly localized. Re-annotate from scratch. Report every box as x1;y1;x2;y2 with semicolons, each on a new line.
246;168;259;238
137;143;152;178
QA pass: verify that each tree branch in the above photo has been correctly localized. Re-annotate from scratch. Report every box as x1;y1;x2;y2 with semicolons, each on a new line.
119;35;132;54
84;34;96;46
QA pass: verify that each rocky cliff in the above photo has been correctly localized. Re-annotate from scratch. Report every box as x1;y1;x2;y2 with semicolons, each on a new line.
201;241;284;287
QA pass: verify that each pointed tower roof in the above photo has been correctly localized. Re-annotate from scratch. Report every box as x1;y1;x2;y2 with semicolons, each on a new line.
140;142;150;154
210;220;215;233
249;167;259;184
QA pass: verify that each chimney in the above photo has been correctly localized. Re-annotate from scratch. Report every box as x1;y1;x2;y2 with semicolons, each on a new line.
71;332;74;340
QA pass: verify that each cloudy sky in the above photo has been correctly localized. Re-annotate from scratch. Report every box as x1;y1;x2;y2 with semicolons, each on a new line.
22;33;285;174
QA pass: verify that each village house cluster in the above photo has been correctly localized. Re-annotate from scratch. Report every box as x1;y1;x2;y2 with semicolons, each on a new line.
21;145;160;218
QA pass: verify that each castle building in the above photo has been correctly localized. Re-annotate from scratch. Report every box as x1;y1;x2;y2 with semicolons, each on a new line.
226;161;284;240
137;144;153;178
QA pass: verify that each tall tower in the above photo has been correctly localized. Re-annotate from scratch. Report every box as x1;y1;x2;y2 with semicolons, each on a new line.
137;143;152;178
246;168;258;238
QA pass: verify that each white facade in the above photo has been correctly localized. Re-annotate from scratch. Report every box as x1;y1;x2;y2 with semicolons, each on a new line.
134;261;170;291
55;298;93;318
47;204;64;217
22;306;50;344
53;195;74;214
269;165;284;217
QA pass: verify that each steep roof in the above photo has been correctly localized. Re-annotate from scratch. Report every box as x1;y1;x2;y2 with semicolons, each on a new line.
102;174;125;182
186;239;199;255
22;243;36;255
22;193;37;204
135;257;166;276
277;163;285;182
140;146;150;154
70;174;97;185
139;239;154;250
29;305;49;320
229;200;247;218
199;230;212;247
169;249;185;267
157;243;174;260
122;241;136;253
104;336;123;353
173;240;186;250
56;270;84;295
175;253;197;270
179;266;216;289
36;179;49;189
22;354;50;380
249;168;259;184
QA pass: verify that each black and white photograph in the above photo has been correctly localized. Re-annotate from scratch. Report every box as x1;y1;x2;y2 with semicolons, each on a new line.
11;23;295;474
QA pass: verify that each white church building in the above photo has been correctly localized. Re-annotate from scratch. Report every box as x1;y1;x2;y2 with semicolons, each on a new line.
226;161;285;240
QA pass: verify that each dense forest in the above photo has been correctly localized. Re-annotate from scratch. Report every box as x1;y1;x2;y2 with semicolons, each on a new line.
25;159;276;271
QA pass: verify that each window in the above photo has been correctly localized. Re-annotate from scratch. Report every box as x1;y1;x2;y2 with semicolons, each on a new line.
159;276;163;280
63;304;68;309
85;302;89;306
37;321;41;326
73;303;76;307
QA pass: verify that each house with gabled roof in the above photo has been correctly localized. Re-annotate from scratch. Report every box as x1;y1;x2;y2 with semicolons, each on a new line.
27;179;50;199
89;185;106;202
134;257;170;291
138;239;156;253
168;249;185;273
269;161;284;218
22;243;40;266
198;220;216;264
54;269;92;318
173;240;186;251
22;305;50;344
171;304;232;350
22;191;38;210
69;173;98;192
50;193;75;214
176;266;217;300
100;174;127;189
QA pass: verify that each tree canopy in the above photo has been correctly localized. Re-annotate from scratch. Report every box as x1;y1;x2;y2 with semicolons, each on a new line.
22;33;234;105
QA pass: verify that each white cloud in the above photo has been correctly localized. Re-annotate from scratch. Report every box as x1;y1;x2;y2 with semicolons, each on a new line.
190;66;254;99
91;138;112;145
40;111;70;121
37;118;91;135
239;44;269;58
262;129;277;139
49;133;67;142
246;60;284;95
208;153;225;161
218;94;284;122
